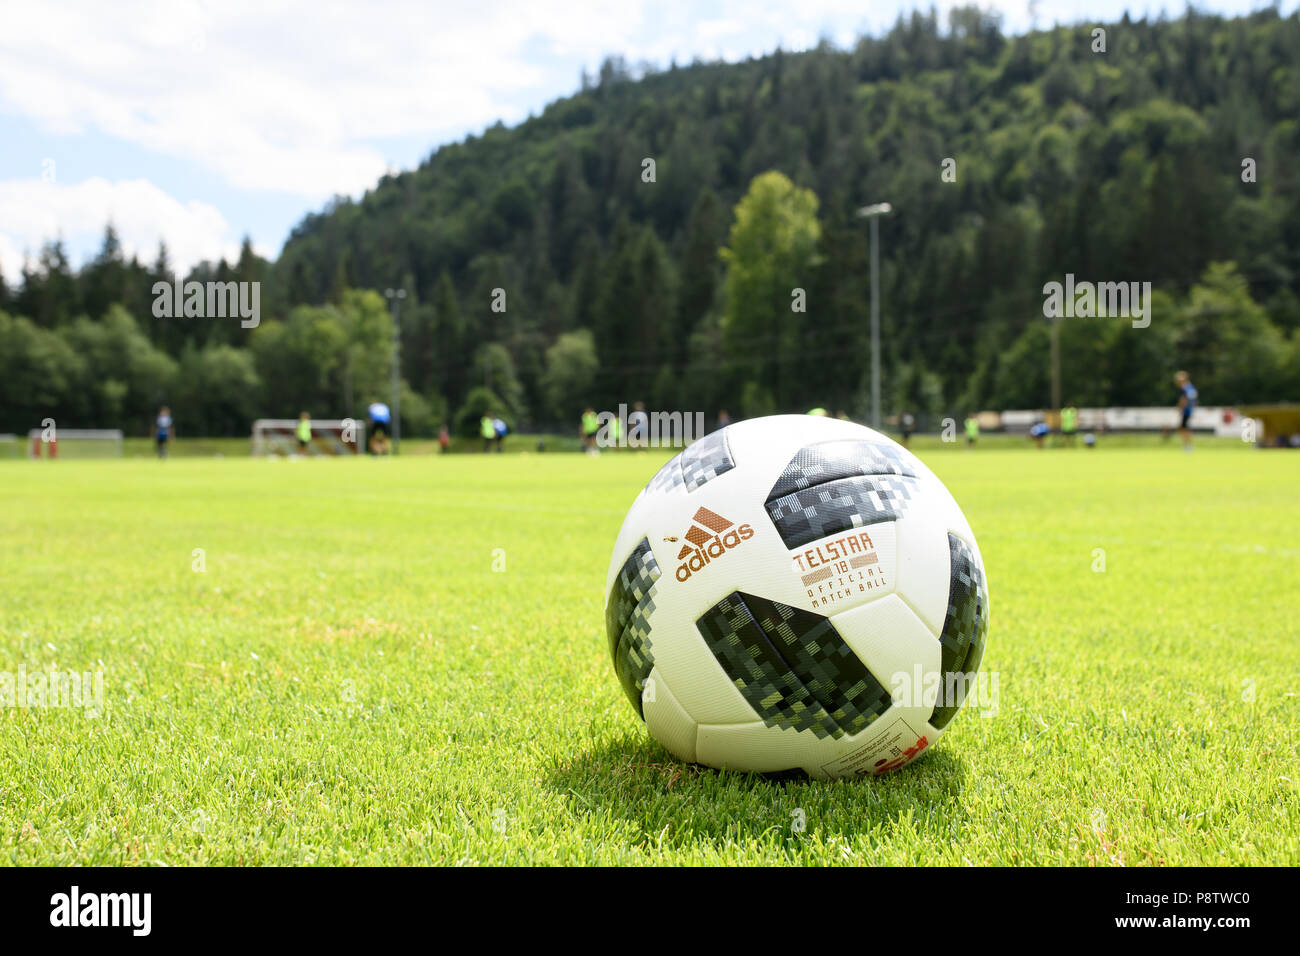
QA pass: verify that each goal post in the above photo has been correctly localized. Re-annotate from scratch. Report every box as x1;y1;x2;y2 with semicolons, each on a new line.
251;419;365;456
28;428;124;459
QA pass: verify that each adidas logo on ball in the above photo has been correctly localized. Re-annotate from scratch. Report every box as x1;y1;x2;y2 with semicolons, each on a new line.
674;507;754;582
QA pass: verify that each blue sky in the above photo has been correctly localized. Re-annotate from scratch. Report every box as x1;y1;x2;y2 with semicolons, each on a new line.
0;0;1291;280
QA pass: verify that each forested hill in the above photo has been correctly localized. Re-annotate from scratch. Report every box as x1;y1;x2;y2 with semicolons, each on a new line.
273;7;1300;423
4;7;1299;437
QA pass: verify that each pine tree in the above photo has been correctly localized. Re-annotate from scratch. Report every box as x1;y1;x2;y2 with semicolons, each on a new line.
432;270;464;407
82;224;127;321
676;189;725;362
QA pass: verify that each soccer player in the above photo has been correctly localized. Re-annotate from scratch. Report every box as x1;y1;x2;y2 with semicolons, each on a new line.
899;411;915;449
153;406;173;458
492;416;507;453
1175;371;1197;451
1061;405;1078;446
367;401;391;454
480;414;496;453
581;407;599;455
438;424;450;454
1030;420;1050;448
296;412;312;454
964;414;979;448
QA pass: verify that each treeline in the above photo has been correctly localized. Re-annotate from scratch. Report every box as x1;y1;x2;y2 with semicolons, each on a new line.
2;6;1299;437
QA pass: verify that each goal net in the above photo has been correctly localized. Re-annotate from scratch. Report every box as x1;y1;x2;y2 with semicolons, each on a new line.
251;419;364;456
28;428;124;459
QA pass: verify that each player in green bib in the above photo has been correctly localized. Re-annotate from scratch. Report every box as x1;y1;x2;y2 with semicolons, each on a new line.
480;414;496;453
964;414;979;447
1061;405;1078;445
296;412;312;453
581;408;600;456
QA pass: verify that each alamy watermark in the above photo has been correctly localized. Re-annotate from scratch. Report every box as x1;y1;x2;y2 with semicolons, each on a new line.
1043;274;1151;329
152;279;260;329
50;886;150;936
595;405;707;448
1;665;104;716
890;665;999;717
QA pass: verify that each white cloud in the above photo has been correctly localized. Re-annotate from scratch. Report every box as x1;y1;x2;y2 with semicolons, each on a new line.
0;0;652;200
0;233;24;286
0;177;261;279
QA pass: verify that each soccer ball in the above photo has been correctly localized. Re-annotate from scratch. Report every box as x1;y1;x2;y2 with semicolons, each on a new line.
603;414;989;778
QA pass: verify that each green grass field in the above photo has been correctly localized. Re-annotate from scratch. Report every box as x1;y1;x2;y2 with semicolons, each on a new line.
1;442;1297;865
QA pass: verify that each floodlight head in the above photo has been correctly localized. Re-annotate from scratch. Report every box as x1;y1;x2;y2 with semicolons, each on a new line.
857;202;893;218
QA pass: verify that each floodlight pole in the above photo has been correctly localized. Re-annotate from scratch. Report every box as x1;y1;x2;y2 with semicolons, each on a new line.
385;288;406;454
857;202;892;431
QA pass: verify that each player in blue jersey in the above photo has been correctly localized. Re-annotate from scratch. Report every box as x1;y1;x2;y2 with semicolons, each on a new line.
367;401;391;455
153;406;173;458
1175;371;1197;452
